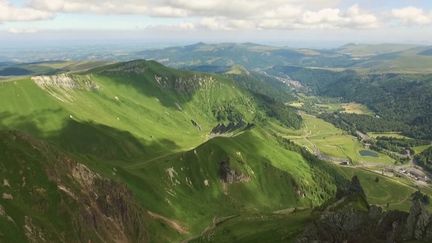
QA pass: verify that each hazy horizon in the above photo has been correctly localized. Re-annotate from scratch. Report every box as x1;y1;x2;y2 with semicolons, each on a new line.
2;0;432;49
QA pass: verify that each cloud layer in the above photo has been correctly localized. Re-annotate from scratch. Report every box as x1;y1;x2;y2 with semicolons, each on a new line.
1;0;432;31
0;0;52;22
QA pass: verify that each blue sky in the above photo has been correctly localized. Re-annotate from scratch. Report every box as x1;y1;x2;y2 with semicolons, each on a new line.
1;0;432;46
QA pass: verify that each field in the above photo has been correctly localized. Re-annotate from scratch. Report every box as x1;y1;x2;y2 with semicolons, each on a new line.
341;102;373;115
338;168;421;211
293;95;372;115
288;102;304;108
414;144;432;154
272;113;394;164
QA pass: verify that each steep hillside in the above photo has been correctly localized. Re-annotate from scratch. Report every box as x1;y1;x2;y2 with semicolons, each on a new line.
0;131;153;242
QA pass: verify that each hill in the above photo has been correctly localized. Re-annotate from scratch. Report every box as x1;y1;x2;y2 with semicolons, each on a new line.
139;42;432;73
1;60;430;242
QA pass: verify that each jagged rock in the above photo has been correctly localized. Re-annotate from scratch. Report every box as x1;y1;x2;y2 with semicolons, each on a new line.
211;121;247;134
297;180;432;243
2;131;149;243
191;119;202;131
2;193;13;200
218;159;249;184
404;199;432;241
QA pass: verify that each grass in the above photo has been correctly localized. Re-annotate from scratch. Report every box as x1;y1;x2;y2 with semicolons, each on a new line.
341;102;373;115
338;168;418;211
414;144;432;154
288;102;304;108
273;113;394;164
368;132;409;139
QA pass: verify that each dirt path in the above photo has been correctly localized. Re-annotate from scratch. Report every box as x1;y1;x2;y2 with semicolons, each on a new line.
147;211;189;235
182;215;238;243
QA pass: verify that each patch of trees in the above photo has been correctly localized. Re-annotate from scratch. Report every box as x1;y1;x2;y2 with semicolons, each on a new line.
226;71;296;103
212;104;244;124
375;137;429;154
415;147;432;173
254;93;302;129
319;113;407;135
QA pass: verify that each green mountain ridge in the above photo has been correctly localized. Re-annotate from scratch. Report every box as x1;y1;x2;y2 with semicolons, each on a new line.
1;59;430;242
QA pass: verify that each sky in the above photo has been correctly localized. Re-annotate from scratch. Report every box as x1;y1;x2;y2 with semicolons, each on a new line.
1;0;432;47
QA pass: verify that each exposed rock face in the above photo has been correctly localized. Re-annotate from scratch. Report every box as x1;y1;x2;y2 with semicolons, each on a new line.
48;155;149;243
211;122;245;134
296;177;432;243
154;74;215;94
32;74;99;91
218;159;249;184
404;199;432;241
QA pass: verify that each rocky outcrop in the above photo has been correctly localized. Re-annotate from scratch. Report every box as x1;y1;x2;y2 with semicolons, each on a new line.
404;198;432;241
218;159;249;184
296;177;432;243
48;154;149;243
154;74;215;94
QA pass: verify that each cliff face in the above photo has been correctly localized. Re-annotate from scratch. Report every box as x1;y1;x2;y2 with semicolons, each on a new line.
297;176;432;243
0;131;149;243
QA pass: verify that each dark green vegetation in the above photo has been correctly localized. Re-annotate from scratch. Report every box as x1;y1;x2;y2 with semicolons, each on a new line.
275;67;432;140
416;147;432;173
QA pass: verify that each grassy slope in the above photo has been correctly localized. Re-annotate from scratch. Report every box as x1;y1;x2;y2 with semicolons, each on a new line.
0;60;428;241
0;61;324;241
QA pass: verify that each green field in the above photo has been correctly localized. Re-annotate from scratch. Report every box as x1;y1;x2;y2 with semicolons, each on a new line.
368;132;410;139
272;113;393;164
414;144;432;154
341;102;373;115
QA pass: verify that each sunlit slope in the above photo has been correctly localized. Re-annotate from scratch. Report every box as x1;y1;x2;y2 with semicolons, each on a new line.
0;60;256;160
114;127;345;234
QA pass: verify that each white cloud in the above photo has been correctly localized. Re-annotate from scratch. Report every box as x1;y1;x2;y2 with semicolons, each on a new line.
2;0;432;32
392;7;432;25
189;4;378;31
0;0;52;22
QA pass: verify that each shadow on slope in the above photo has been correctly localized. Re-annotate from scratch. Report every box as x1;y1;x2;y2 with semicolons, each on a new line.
0;130;153;242
0;111;179;161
